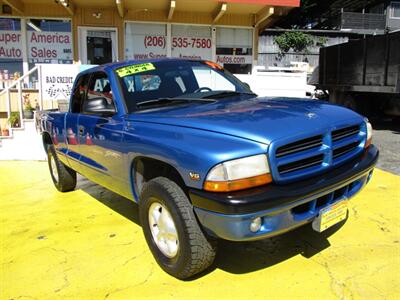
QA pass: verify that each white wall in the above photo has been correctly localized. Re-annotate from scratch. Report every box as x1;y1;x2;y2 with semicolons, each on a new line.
235;70;308;98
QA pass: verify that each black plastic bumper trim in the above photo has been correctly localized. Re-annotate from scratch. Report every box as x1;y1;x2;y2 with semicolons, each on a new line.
189;145;379;215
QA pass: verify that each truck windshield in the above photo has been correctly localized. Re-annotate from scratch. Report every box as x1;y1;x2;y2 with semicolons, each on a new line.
115;60;254;112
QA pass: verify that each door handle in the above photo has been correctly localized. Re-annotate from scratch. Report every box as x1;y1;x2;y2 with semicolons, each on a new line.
78;125;85;135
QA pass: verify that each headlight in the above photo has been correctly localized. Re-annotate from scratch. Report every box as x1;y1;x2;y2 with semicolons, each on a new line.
204;154;272;192
365;120;373;148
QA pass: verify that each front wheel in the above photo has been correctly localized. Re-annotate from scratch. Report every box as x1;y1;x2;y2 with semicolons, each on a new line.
139;177;216;279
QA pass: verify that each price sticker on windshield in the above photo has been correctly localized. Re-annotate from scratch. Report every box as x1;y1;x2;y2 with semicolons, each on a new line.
116;63;156;77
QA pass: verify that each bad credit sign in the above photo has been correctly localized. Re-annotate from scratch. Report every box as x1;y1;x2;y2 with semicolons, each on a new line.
40;64;79;100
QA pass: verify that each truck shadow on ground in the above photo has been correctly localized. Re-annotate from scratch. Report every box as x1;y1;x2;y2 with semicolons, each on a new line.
78;177;344;277
213;224;340;275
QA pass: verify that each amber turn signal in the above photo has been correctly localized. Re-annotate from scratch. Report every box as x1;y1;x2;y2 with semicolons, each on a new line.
365;137;372;149
204;173;272;192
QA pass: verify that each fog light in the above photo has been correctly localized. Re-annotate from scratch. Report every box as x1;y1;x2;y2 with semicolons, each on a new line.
250;217;262;232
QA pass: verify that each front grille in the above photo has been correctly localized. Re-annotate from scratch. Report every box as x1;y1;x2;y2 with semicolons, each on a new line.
333;141;359;159
291;176;365;218
332;125;360;141
276;135;323;158
272;123;364;181
278;154;324;174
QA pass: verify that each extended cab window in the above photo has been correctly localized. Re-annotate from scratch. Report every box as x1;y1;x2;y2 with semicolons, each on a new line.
70;75;89;113
82;72;116;115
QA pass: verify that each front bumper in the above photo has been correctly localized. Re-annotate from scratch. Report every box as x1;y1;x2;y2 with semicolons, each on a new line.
190;145;379;241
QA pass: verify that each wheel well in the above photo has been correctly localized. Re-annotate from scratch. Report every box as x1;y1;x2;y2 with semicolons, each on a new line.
132;157;188;199
42;131;52;151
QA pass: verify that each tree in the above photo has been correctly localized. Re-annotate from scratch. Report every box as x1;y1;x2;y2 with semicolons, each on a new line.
274;31;314;55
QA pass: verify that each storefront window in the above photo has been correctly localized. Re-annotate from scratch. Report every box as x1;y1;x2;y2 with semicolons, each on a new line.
171;25;212;60
125;23;167;60
0;18;23;86
216;27;253;74
27;19;72;68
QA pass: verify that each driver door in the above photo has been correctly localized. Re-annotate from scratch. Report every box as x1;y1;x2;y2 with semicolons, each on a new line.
77;71;125;192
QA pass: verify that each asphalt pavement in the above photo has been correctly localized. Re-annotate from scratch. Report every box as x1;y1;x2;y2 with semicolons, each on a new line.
370;117;400;175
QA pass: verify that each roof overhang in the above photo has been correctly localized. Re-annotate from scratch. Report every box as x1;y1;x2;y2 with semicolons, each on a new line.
0;0;299;30
220;0;300;7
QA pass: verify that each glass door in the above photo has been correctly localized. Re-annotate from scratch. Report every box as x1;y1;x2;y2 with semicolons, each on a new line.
78;27;118;65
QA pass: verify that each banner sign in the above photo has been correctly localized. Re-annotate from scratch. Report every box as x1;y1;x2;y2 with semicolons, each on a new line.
0;31;22;59
127;35;214;60
0;31;73;62
216;55;253;65
125;35;167;60
28;31;73;62
125;23;212;61
171;36;212;60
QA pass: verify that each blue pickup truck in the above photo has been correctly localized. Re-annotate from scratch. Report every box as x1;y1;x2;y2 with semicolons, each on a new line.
40;59;378;279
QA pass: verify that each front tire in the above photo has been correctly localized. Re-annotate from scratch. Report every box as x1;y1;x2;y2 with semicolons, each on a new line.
47;145;77;192
139;177;216;279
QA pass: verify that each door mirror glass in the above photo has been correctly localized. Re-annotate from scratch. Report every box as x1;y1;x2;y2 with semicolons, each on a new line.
83;96;116;116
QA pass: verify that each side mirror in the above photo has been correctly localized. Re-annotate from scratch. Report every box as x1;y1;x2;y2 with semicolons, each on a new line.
84;97;116;117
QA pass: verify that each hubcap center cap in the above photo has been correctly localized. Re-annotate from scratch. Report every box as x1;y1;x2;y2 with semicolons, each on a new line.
148;202;179;258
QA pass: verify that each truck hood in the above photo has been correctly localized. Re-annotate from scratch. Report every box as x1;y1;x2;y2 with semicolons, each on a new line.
125;97;364;145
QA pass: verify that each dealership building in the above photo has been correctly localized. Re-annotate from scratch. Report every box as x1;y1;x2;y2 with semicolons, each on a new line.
0;0;299;78
0;0;299;150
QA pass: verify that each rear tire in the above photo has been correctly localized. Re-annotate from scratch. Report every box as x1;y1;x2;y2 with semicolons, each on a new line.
139;177;216;279
47;145;76;192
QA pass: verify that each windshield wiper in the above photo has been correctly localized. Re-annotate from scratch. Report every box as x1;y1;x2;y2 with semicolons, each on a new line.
200;90;257;99
136;97;214;108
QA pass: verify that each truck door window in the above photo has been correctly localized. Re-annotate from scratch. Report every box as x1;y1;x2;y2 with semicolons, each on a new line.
70;75;89;113
83;72;116;115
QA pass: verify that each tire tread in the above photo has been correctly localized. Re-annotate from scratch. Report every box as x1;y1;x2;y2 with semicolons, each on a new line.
140;177;216;279
47;146;77;192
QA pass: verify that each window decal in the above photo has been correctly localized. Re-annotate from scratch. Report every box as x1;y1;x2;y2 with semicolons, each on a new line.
116;63;155;77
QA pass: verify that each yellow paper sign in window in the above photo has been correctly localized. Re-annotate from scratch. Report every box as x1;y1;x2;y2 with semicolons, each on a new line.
116;63;156;77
